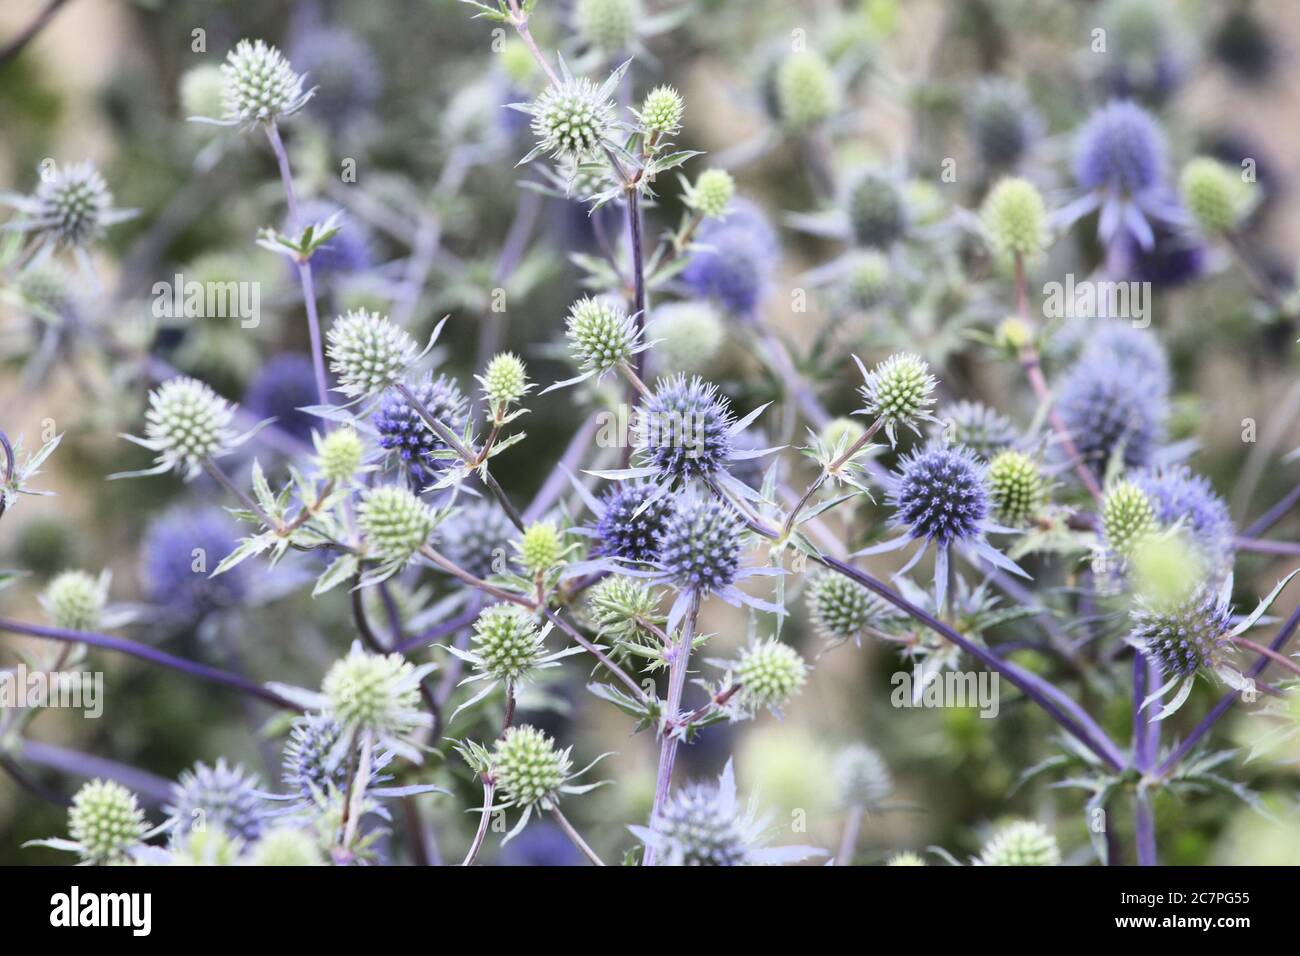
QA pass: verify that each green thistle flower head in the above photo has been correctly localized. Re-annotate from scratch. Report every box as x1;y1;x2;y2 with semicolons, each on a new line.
471;604;548;682
819;417;867;457
251;827;325;866
322;645;425;742
357;485;435;564
1180;157;1250;236
35;161;114;248
492;725;572;808
858;352;938;442
639;84;684;135
575;0;641;54
565;296;640;375
479;352;530;409
644;301;724;375
987;450;1044;526
586;575;662;642
978;820;1060;866
847;171;907;248
981;177;1049;263
832;743;893;810
142;376;237;477
1102;480;1156;558
807;572;893;644
775;50;839;129
315;427;365;484
530;77;616;161
735;639;807;710
513;521;564;576
180;64;227;123
68;779;147;864
887;851;926;866
846;253;891;309
17;262;75;321
220;39;310;125
40;569;107;632
684;169;735;219
326;309;419;399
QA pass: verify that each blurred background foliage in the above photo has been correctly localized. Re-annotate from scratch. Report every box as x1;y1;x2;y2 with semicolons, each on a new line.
3;0;1300;865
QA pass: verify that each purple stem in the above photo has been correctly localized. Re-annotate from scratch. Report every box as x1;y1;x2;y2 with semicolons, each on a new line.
1242;482;1300;539
0;618;301;711
264;121;329;407
19;741;173;804
1156;601;1300;776
1132;652;1158;866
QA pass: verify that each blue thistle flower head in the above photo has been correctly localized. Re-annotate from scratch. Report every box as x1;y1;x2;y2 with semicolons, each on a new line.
590;482;675;564
1080;321;1171;392
281;714;389;805
438;501;514;580
1112;210;1208;287
658;494;743;595
140;505;249;620
1074;101;1166;195
1131;582;1232;679
680;199;779;316
287;28;381;132
372;373;468;488
1132;466;1235;573
635;375;736;481
892;444;990;546
165;758;269;844
243;353;320;441
1057;352;1166;473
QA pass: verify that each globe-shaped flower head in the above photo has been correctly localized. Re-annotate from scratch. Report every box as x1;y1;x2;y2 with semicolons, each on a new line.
65;779;148;864
631;759;824;866
282;715;363;802
895;445;989;545
735;639;808;711
928;400;1018;460
1067;101;1173;248
860;444;1022;611
326;310;419;400
1132;466;1235;574
1130;582;1233;680
39;570;107;632
966;79;1041;169
657;495;743;595
1057;353;1166;474
587;481;675;564
372;373;468;488
357;485;436;566
126;376;240;480
575;0;641;55
35;161;113;247
218;39;312;126
987;450;1045;527
680;199;779;316
831;743;893;810
775;50;839;130
139;505;249;620
634;375;738;482
243;353;320;441
981;177;1049;265
468;604;551;683
492;725;571;810
319;643;434;762
637;85;684;136
439;501;515;579
527;75;617;161
847;171;907;248
978;820;1060;866
806;572;896;646
857;353;938;445
166;759;269;844
558;296;646;388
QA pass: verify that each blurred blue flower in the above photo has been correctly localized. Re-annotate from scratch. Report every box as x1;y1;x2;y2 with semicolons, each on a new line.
139;505;249;620
243;353;320;441
681;199;780;316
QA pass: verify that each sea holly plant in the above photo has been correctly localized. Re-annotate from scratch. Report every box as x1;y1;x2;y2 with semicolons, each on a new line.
7;0;1300;873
